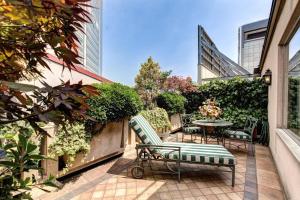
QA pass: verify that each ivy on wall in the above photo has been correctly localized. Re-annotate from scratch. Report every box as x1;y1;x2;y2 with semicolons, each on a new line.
48;123;91;171
184;78;268;128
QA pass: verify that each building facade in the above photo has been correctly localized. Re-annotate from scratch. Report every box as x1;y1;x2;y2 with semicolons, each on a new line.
259;0;300;199
77;0;102;75
197;25;250;83
238;19;268;73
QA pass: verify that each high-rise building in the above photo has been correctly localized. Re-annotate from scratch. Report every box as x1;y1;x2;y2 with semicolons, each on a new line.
238;19;268;73
197;25;249;83
77;0;102;75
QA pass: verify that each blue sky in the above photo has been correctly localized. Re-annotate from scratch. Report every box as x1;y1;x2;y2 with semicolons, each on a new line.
102;0;272;85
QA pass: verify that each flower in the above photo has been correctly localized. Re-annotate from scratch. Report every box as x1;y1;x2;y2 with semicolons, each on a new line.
199;98;222;119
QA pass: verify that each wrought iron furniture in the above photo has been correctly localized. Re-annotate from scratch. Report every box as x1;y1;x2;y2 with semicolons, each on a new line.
129;115;236;186
258;121;269;146
192;120;233;145
180;114;202;142
224;117;258;153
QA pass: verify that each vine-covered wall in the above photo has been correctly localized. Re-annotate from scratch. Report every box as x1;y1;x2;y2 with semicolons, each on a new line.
185;78;268;128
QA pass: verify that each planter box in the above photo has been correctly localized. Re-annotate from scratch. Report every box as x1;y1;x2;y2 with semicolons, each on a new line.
170;113;182;132
42;119;130;178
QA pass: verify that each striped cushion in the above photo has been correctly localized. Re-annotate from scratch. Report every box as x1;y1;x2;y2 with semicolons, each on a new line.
162;142;236;165
129;115;163;145
183;126;201;133
225;130;251;140
129;115;236;166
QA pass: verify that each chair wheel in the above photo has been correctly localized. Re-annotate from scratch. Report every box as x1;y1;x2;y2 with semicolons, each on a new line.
131;166;144;179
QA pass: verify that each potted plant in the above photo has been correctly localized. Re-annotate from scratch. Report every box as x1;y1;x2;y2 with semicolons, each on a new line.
199;98;222;122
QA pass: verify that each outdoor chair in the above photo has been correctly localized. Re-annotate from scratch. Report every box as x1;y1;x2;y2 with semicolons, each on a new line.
180;114;202;142
129;115;236;186
224;117;258;153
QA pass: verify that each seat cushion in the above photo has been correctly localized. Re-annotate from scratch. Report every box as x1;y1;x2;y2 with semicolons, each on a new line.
129;115;163;145
183;126;201;134
225;130;251;140
162;142;236;165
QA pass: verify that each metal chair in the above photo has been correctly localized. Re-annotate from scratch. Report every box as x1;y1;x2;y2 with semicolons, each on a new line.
224;117;258;154
180;114;202;142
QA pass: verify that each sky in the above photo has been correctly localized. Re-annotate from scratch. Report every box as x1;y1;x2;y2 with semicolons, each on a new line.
102;0;272;86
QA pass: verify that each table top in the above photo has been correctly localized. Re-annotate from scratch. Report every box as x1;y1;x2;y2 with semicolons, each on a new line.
192;120;233;127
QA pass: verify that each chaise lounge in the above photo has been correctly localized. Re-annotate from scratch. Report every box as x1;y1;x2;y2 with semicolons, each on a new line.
129;115;236;186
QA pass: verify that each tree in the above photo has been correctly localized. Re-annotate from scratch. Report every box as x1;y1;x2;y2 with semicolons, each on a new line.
165;76;197;93
0;0;98;198
135;57;162;108
0;0;97;131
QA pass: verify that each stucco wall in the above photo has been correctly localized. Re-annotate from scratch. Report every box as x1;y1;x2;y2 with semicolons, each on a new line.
23;59;102;87
201;64;218;80
262;0;300;199
43;119;130;178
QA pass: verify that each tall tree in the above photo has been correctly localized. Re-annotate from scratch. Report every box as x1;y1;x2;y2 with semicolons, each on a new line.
135;57;162;108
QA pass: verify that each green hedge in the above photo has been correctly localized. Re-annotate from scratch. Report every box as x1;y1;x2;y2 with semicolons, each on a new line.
182;91;205;114
156;92;186;115
140;108;171;131
87;83;143;124
184;78;268;128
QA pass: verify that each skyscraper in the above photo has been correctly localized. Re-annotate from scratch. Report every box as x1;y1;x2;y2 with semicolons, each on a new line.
238;19;268;73
77;0;102;75
197;25;249;83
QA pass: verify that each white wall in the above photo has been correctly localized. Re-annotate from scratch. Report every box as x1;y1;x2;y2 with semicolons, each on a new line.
25;59;103;87
262;0;300;199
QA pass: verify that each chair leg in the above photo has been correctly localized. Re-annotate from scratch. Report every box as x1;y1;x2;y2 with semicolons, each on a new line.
232;166;235;187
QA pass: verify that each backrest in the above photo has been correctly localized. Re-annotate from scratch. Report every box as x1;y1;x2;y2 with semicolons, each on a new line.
248;117;258;137
180;114;194;128
129;115;163;146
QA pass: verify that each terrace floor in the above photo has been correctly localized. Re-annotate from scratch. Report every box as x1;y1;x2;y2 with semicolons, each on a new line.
33;133;285;200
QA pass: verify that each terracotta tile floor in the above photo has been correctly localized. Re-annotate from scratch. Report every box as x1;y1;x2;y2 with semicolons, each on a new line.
33;133;285;200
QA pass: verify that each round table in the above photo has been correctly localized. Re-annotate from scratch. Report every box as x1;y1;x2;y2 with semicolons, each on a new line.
192;120;233;145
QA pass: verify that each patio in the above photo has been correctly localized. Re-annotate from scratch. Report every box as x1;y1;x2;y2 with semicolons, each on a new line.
33;133;285;200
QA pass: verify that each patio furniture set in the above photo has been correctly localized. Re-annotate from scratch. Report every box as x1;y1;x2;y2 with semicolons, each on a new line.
129;114;258;187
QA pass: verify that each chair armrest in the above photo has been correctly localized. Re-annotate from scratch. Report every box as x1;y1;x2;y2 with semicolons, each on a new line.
136;144;181;161
136;144;181;151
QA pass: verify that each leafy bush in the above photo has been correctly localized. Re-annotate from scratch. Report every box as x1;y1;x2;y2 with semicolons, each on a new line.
183;91;205;114
156;92;186;115
0;123;57;199
48;123;91;169
140;108;171;131
184;77;268;128
87;83;143;124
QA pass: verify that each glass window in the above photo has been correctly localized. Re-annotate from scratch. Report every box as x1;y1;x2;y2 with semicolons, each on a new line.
288;27;300;137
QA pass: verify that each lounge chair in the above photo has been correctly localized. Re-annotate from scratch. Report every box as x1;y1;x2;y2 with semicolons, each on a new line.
129;115;236;186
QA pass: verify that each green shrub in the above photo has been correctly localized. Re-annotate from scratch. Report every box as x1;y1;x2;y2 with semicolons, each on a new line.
184;77;268;128
48;123;91;169
87;83;143;124
182;91;205;114
156;92;186;115
140;108;171;131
